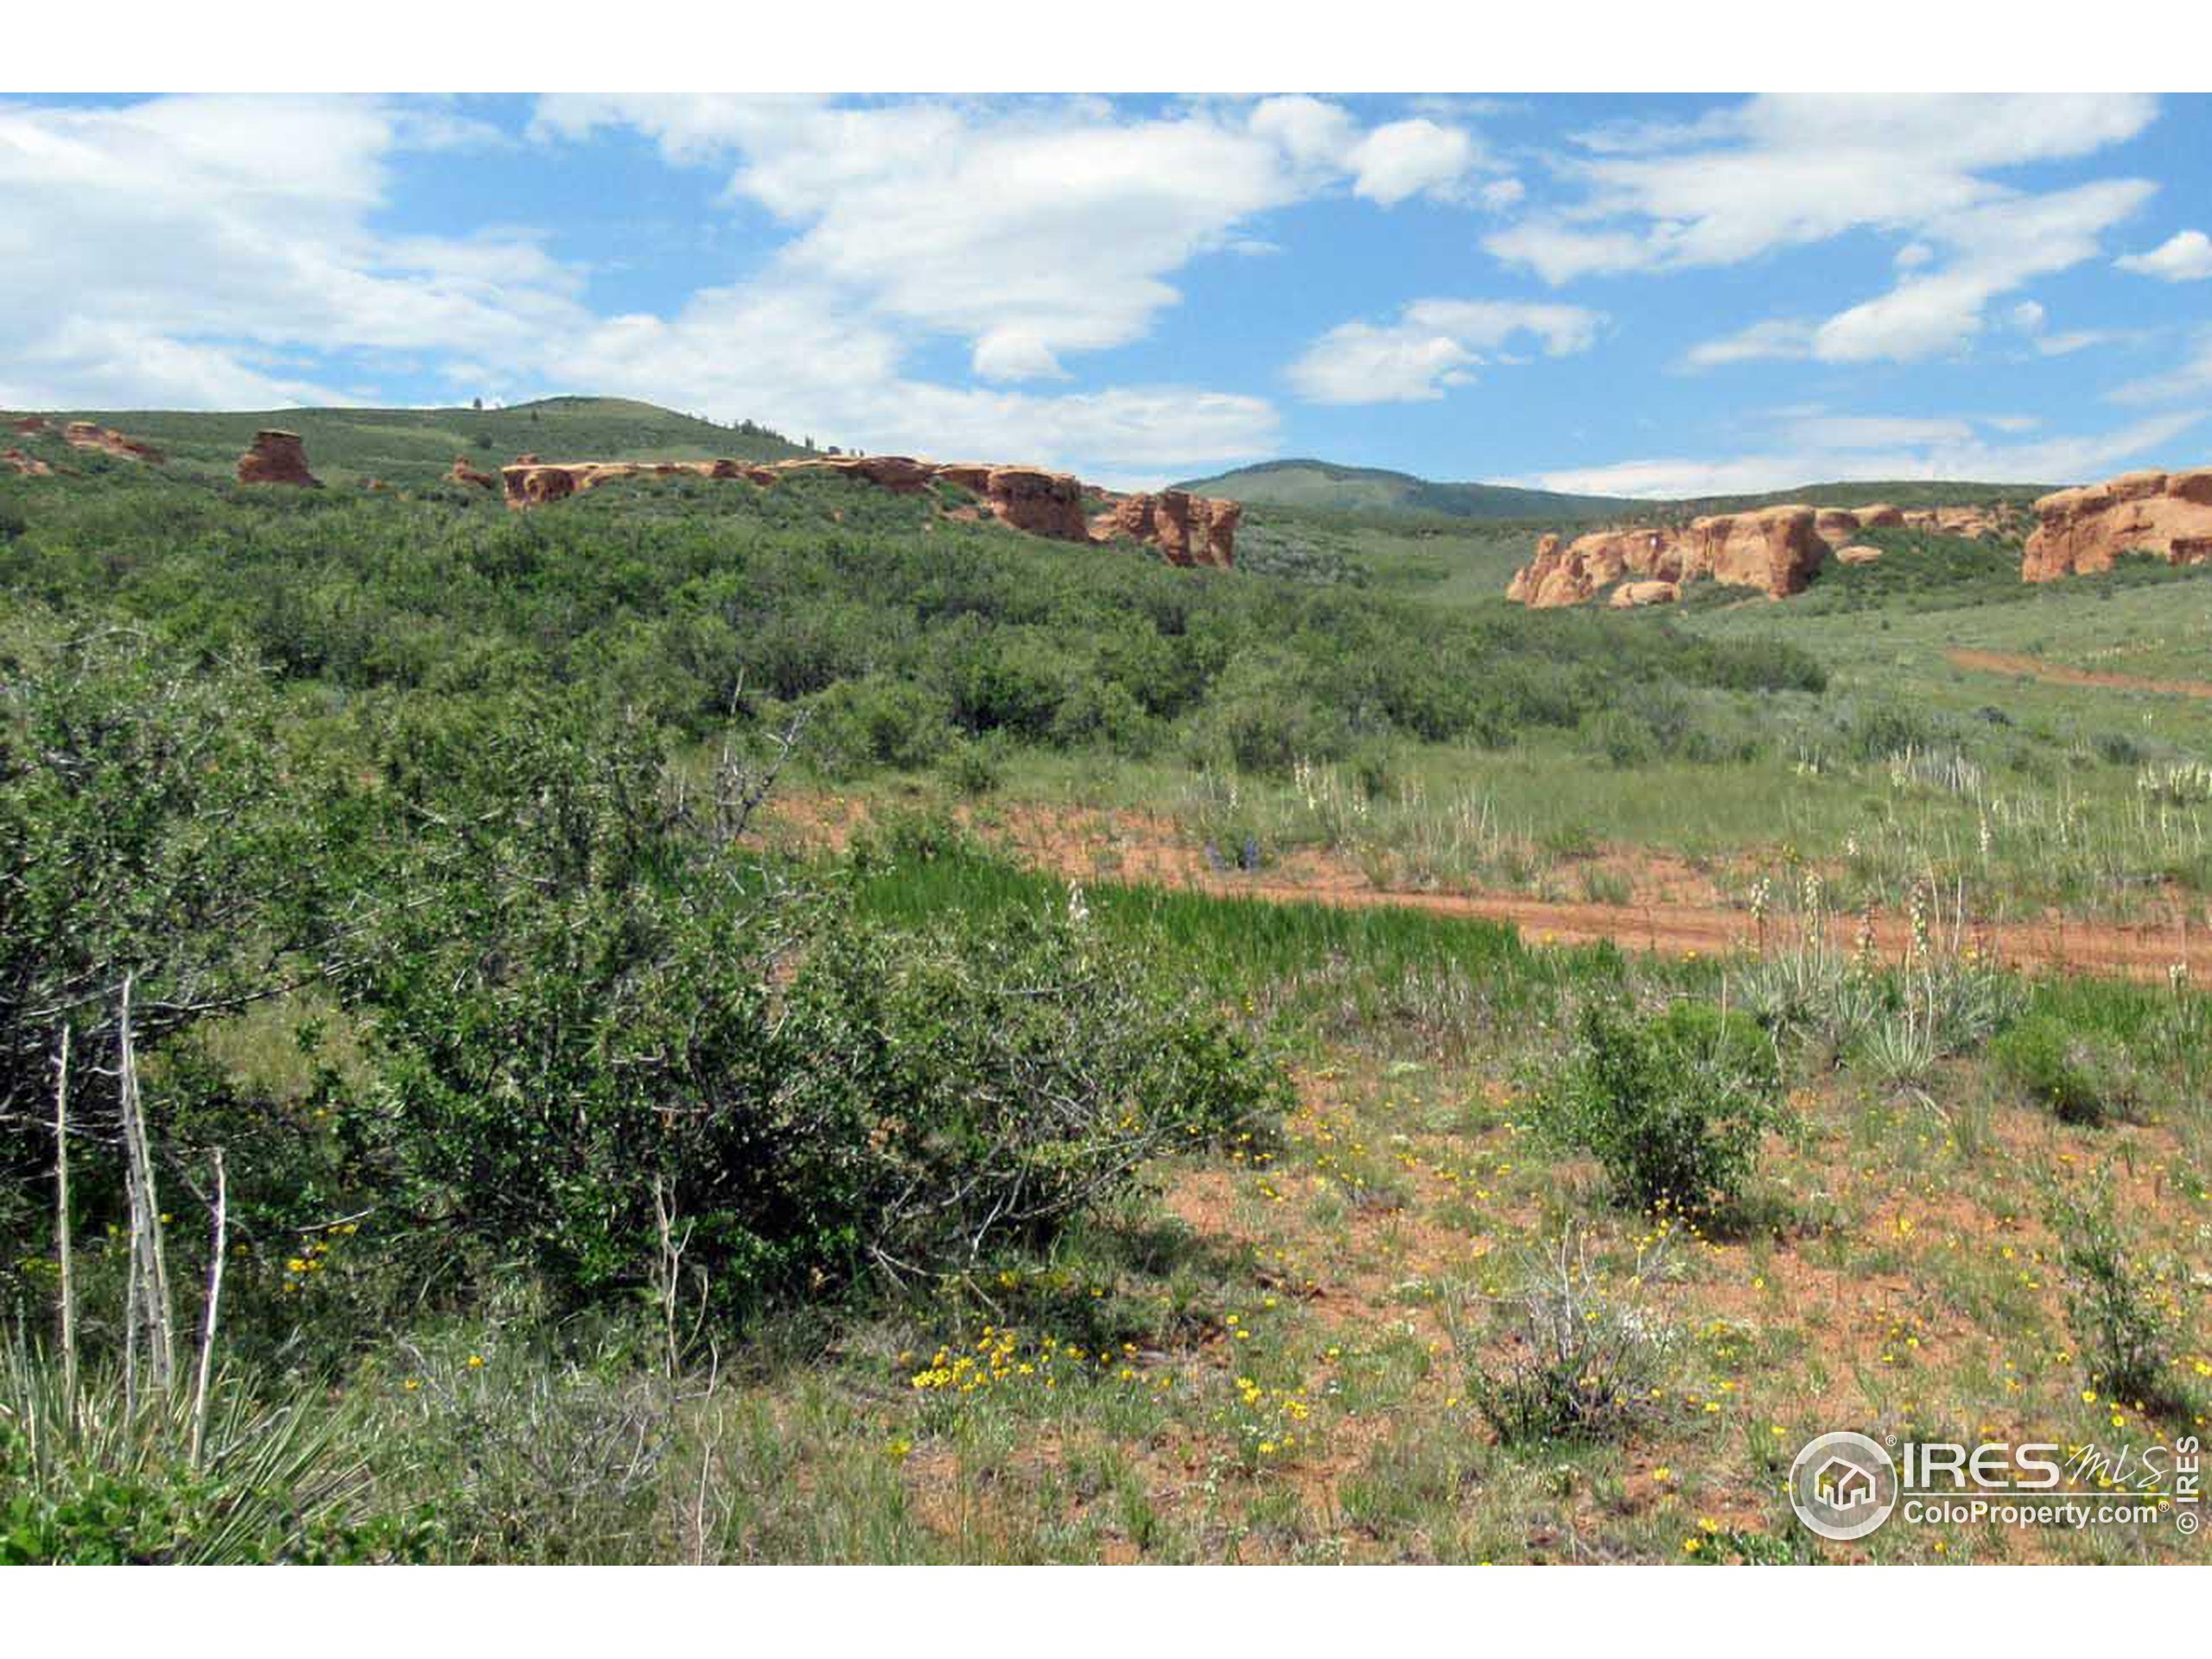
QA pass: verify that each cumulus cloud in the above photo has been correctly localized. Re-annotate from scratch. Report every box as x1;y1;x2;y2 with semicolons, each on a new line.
1344;119;1478;205
2116;228;2212;281
556;286;1280;476
3;93;1299;479
0;94;587;409
1287;298;1602;404
1522;409;2202;499
1490;94;2158;365
535;93;1485;391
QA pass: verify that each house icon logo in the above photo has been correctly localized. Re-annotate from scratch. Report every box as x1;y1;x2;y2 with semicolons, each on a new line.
1790;1432;1899;1541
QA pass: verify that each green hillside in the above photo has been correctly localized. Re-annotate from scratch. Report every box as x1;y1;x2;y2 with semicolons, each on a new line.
1173;459;1640;522
1672;479;2055;517
1;396;814;489
1182;458;2056;525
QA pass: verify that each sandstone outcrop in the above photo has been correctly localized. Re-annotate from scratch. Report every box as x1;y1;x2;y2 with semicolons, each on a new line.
1697;506;1826;597
64;422;163;463
11;416;49;436
3;447;55;476
1609;579;1680;607
448;454;498;490
2022;467;2212;582
493;451;1239;565
236;429;319;486
1093;489;1242;568
1506;495;2043;606
971;466;1090;542
776;453;937;493
1508;505;1822;607
1902;504;2017;540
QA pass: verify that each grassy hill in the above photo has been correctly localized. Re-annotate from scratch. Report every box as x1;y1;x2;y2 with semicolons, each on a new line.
1672;479;2056;516
1173;459;1641;522
1182;458;2056;525
1;396;814;488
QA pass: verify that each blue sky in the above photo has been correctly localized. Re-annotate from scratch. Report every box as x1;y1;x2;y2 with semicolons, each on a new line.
3;92;2209;493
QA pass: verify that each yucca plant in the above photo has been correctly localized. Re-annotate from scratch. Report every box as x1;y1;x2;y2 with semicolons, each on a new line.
0;1340;393;1563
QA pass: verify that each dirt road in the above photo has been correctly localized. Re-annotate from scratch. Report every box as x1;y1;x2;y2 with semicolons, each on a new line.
771;795;2204;985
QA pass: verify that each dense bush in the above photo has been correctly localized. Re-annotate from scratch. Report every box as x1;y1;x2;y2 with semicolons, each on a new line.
1991;1014;2145;1127
1534;1001;1786;1216
0;470;1829;781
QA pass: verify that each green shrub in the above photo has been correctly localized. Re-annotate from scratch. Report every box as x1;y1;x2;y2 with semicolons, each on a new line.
1992;1015;2142;1126
2050;1192;2184;1411
1534;1001;1786;1217
353;710;1285;1319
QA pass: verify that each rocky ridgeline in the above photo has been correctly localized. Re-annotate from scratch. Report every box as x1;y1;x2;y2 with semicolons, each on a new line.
2023;467;2212;582
499;453;1243;568
1506;500;2022;607
5;416;166;464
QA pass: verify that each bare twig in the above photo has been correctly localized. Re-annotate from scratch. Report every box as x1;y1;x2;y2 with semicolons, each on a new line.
189;1148;227;1469
53;1024;76;1408
118;976;176;1395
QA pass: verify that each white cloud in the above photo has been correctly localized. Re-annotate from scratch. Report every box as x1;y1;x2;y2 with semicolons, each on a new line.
1523;410;2202;499
2034;330;2110;358
1287;298;1602;404
0;94;588;409
1807;181;2152;363
2109;327;2212;405
2010;301;2046;332
1491;94;2158;365
534;93;1487;391
1;93;1291;480
555;285;1280;479
1344;118;1477;206
1682;319;1818;368
2116;228;2212;282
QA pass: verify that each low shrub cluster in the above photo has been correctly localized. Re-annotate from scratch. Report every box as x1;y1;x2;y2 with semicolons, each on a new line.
1532;1001;1787;1217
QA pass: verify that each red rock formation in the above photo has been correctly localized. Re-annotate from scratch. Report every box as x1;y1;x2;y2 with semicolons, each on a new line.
973;466;1090;542
1609;579;1680;607
236;429;320;486
1502;494;2053;606
499;457;780;505
2022;467;2212;582
449;454;497;491
10;416;49;436
770;453;937;492
1509;505;1824;606
932;462;995;493
1694;505;1826;597
1814;508;1864;548
1509;526;1675;607
1902;504;2018;540
3;447;55;476
1095;489;1241;568
64;422;163;463
489;449;1239;563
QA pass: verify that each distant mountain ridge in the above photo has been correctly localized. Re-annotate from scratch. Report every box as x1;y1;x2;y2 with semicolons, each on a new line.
1176;457;2057;524
1170;459;1639;522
